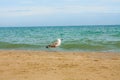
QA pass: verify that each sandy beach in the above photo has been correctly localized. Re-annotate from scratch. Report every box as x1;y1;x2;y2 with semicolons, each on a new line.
0;50;120;80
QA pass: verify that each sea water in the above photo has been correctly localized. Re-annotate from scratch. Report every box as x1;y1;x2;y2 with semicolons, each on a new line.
0;25;120;52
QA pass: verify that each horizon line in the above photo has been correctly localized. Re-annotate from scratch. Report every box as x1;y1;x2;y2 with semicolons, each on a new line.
0;24;120;27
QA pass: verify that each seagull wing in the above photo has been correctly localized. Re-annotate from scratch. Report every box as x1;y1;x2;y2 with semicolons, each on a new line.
50;40;58;46
46;39;60;48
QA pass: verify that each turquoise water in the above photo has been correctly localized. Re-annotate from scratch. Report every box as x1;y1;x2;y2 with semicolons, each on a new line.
0;25;120;52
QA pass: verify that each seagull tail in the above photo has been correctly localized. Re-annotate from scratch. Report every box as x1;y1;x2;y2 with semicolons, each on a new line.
46;45;50;48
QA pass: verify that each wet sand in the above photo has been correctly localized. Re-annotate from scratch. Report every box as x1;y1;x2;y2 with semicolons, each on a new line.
0;50;120;80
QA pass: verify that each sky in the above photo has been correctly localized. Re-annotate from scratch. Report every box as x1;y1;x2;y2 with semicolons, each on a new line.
0;0;120;27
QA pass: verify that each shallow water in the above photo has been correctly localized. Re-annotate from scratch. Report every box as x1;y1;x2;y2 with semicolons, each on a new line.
0;25;120;52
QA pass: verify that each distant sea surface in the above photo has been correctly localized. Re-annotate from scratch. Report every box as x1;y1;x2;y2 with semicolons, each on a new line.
0;25;120;52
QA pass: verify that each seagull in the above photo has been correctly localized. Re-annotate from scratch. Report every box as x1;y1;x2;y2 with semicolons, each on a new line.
46;38;62;48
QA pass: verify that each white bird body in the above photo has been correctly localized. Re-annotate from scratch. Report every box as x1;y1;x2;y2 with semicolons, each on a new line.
55;39;61;47
46;39;62;48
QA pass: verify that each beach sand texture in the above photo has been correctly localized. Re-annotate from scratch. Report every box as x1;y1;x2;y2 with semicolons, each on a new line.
0;50;120;80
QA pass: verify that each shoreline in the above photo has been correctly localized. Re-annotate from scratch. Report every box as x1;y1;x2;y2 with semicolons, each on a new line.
0;50;120;80
0;49;120;53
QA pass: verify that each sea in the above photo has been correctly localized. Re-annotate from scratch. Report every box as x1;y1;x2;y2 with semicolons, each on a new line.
0;25;120;52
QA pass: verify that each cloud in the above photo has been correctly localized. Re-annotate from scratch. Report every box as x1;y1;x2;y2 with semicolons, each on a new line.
56;5;120;14
0;6;56;17
0;5;120;17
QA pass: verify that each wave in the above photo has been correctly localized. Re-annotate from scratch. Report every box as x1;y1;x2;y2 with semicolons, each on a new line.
0;41;41;49
110;32;120;37
0;39;120;52
61;40;120;51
